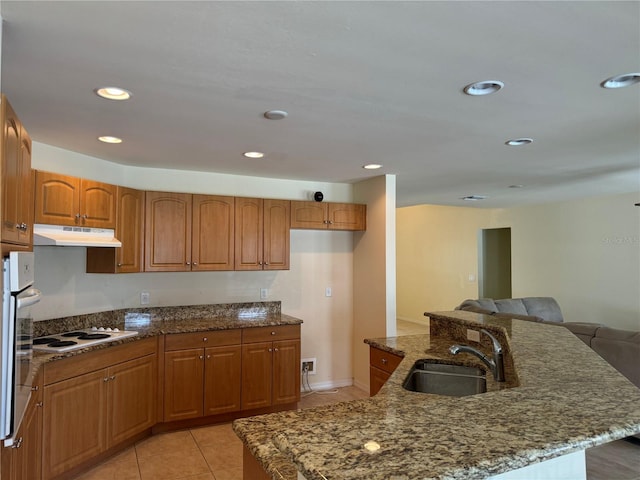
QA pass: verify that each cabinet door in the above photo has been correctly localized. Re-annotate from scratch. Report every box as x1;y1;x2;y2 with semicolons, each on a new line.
272;339;300;405
145;191;192;272
234;197;263;270
192;195;235;271
163;349;204;421
4;374;43;480
327;203;366;231
107;354;157;446
204;345;242;415
1;100;21;243
241;342;272;410
263;199;290;271
17;127;33;246
290;201;327;229
1;99;32;246
80;179;117;228
42;370;107;480
115;187;144;273
34;171;81;226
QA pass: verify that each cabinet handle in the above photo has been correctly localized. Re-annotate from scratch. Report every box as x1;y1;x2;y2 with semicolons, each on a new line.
193;262;198;266
104;377;109;382
110;375;116;381
264;262;270;266
186;262;191;266
31;385;39;392
274;348;279;352
36;402;43;408
381;358;388;365
199;355;204;360
271;331;276;336
203;337;208;342
75;213;81;219
82;214;88;219
117;263;122;267
206;354;211;359
11;437;23;449
268;348;273;352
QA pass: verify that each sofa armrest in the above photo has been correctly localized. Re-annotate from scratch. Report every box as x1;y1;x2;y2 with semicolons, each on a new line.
562;322;602;346
591;327;640;389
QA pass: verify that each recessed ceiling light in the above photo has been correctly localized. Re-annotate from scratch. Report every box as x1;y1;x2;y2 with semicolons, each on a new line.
363;164;382;170
505;138;533;146
243;151;264;159
509;184;524;189
463;80;504;96
461;195;487;201
263;110;288;120
94;87;132;100
98;136;123;144
600;73;640;89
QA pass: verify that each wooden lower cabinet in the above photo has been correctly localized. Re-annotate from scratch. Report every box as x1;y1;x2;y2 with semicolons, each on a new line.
43;370;108;478
163;330;242;422
42;340;157;480
241;325;301;410
369;346;403;396
1;372;43;480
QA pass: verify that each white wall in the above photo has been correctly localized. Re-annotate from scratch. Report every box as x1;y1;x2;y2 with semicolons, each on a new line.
497;193;640;329
31;142;359;388
397;192;640;330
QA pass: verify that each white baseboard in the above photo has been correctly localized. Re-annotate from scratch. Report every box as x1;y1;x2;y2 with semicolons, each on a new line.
300;378;354;392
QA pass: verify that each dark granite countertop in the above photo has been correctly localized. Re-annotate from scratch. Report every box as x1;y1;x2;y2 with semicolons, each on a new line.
233;310;640;480
31;301;302;365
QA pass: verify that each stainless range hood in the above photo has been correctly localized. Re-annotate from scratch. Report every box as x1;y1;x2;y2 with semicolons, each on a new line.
33;224;122;247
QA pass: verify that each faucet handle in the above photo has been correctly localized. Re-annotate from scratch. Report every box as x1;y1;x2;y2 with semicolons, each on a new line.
480;329;503;354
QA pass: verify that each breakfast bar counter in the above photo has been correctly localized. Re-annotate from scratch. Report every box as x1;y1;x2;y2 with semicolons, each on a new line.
233;311;640;480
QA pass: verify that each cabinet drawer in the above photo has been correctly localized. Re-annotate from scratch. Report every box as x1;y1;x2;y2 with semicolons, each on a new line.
369;347;403;374
242;324;300;343
44;337;157;385
164;329;241;351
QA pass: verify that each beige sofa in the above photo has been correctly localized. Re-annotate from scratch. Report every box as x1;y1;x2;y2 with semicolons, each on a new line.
456;297;640;390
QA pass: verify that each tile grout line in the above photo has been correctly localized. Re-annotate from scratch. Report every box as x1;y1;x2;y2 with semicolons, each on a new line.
189;428;218;478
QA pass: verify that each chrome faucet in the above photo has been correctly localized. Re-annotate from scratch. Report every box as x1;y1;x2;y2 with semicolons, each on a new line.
449;329;505;382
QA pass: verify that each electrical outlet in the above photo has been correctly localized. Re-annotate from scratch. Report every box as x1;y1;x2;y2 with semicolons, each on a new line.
325;287;332;297
260;288;268;299
140;291;150;305
301;357;317;375
467;329;481;342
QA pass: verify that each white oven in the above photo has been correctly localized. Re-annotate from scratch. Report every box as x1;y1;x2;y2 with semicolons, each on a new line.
1;252;41;444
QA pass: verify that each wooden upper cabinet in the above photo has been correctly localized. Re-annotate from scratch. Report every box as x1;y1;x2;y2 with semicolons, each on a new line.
81;179;117;228
34;171;116;228
192;195;235;271
235;198;290;271
1;96;33;247
144;191;192;272
290;201;366;231
86;187;144;274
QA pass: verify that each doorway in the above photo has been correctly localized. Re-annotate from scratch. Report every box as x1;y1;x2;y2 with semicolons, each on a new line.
478;227;512;299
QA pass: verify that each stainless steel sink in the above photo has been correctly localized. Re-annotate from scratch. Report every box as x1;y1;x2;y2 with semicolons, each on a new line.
403;360;487;396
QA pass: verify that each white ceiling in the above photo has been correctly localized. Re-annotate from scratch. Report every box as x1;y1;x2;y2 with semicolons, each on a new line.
1;1;638;208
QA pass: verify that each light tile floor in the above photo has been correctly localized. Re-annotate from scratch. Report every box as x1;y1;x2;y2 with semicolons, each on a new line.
72;386;368;480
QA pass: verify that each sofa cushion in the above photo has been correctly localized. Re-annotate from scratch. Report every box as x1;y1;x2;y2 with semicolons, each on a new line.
592;327;640;388
521;297;564;323
494;298;528;316
456;299;498;314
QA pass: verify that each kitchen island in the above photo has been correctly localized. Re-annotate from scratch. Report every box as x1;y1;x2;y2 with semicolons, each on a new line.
233;310;640;480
